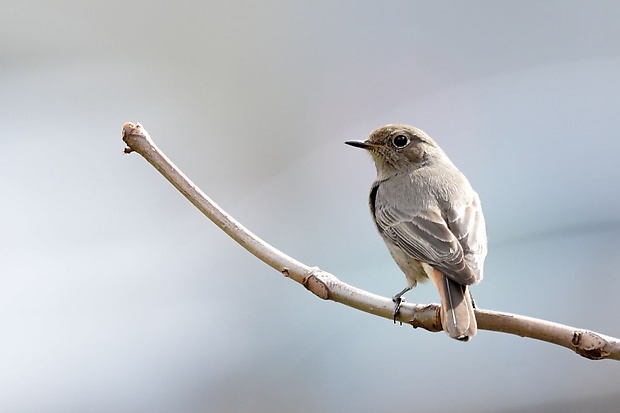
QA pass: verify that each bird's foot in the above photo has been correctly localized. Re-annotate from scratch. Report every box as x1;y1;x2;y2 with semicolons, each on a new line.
391;286;412;324
392;296;404;324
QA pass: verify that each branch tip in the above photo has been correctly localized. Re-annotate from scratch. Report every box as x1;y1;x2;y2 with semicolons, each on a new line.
122;122;153;154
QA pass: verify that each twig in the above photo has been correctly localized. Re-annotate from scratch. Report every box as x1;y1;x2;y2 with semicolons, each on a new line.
121;122;620;361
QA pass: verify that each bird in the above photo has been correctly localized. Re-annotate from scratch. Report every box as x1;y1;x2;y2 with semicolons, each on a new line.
346;124;487;341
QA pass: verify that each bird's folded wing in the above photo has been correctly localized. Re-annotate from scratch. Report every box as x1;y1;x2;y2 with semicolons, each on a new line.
375;205;479;285
445;193;487;280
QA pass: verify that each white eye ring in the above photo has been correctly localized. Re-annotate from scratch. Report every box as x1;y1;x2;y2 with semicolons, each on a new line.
392;134;410;148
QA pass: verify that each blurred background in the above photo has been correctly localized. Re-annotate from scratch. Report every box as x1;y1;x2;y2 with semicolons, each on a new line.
2;1;620;412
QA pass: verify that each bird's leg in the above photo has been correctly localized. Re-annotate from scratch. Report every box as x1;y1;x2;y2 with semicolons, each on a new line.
392;286;412;324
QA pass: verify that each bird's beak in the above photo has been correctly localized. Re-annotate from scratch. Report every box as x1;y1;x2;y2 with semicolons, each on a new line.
345;140;373;150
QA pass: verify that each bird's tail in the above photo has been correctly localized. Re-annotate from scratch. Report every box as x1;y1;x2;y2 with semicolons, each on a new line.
429;268;477;341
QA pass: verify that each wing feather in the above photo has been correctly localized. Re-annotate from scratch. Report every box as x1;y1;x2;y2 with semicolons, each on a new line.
374;194;486;285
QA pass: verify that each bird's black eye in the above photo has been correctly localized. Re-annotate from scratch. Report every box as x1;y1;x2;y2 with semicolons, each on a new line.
392;134;410;148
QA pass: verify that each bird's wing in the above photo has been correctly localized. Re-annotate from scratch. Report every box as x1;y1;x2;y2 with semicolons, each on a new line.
445;193;487;281
374;201;481;286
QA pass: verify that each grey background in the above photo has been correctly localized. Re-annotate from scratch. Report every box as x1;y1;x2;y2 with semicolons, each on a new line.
2;1;620;412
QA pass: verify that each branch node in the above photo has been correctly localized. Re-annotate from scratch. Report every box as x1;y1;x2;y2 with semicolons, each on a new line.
571;330;611;360
281;267;290;278
302;268;330;300
409;304;443;332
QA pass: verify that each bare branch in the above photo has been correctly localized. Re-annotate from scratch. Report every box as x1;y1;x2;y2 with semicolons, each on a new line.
121;122;620;362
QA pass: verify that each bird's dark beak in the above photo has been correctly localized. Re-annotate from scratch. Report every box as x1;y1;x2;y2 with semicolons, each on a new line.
345;140;373;149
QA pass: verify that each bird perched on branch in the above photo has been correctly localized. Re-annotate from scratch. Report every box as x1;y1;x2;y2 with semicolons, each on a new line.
346;124;487;341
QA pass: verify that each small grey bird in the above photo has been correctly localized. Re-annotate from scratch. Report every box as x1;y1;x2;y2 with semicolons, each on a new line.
346;124;487;341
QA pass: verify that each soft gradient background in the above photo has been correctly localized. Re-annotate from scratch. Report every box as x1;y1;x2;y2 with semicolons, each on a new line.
2;1;620;412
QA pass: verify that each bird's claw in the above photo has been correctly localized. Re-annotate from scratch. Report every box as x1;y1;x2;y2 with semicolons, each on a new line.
392;295;404;324
391;286;412;325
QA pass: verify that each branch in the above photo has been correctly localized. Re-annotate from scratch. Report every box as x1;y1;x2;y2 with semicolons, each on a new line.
121;122;620;362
